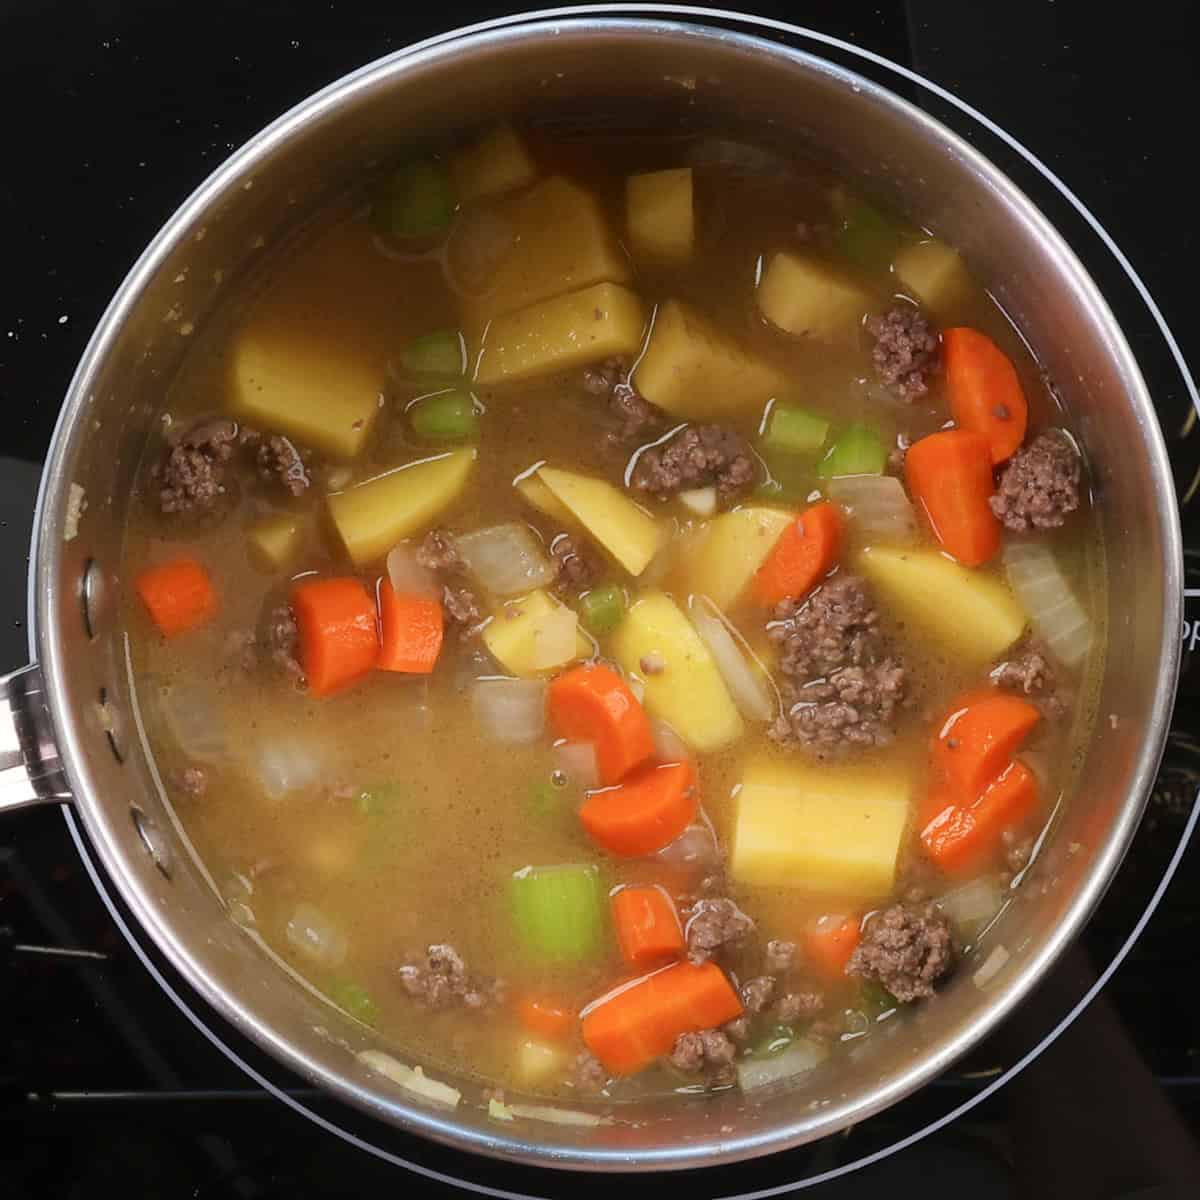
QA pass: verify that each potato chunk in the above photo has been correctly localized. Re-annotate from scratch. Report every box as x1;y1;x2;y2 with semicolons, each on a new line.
247;513;303;571
626;168;694;263
892;239;973;316
482;589;591;677
756;250;870;339
515;474;577;526
452;123;537;204
681;507;793;610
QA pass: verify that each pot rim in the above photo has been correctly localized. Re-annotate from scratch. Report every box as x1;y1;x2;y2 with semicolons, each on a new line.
28;12;1183;1173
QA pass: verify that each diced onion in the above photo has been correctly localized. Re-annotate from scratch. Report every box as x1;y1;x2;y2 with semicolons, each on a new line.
654;823;719;869
488;1097;514;1121
1003;541;1092;667
507;1103;611;1127
471;678;546;744
251;736;325;799
386;543;439;598
357;1050;462;1108
678;487;717;517
286;903;347;968
650;719;689;764
937;877;1003;937
529;604;581;671
553;741;600;790
689;596;776;722
972;943;1011;989
456;523;557;596
158;683;230;764
444;206;516;298
736;1039;828;1091
827;475;918;544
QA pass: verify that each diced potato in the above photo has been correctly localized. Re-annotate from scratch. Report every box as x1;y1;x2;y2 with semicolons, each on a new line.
229;326;381;459
473;283;645;386
611;592;743;752
452;123;537;204
681;507;794;610
756;250;871;340
731;761;911;897
515;474;577;526
516;1038;567;1085
482;589;592;677
892;239;972;316
633;300;788;421
461;176;632;326
327;449;476;566
247;512;303;571
538;466;661;576
857;545;1026;662
626;168;694;263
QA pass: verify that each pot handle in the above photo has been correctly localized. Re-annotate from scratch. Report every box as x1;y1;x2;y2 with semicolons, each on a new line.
1;664;71;812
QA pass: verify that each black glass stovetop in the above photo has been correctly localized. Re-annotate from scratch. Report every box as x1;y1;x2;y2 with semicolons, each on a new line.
3;3;1199;1197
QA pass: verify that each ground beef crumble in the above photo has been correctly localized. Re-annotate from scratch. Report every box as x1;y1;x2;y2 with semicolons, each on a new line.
683;898;755;964
572;1051;609;1092
254;434;310;496
398;943;502;1010
846;901;956;1002
774;990;825;1023
866;306;939;402
153;416;241;515
413;529;481;628
991;640;1055;697
741;975;776;1014
764;938;796;974
631;424;756;501
415;528;462;572
669;1028;737;1074
442;585;482;628
263;604;303;680
583;357;663;449
989;430;1081;532
174;765;208;798
550;533;596;591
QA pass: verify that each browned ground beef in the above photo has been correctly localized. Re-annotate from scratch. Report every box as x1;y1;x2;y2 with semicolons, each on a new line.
989;430;1081;531
683;897;755;964
991;640;1055;696
255;434;310;496
416;527;462;572
772;662;907;750
264;605;303;679
846;902;956;1002
412;530;481;628
550;533;596;591
153;417;241;514
741;975;776;1013
583;357;663;448
669;1028;737;1072
442;585;482;628
631;424;756;500
723;1015;751;1042
174;765;208;798
398;943;502;1010
572;1051;608;1092
774;990;825;1022
765;938;796;974
768;574;881;678
866;306;939;402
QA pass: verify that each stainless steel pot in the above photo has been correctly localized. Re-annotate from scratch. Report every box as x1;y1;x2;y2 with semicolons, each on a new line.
0;15;1182;1172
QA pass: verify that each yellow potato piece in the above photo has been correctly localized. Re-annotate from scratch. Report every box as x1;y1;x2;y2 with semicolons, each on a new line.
611;592;743;752
516;1038;567;1085
682;507;794;610
537;466;661;576
731;761;911;897
461;176;631;326
327;449;476;566
472;283;645;386
482;589;591;677
892;239;973;316
247;512;303;571
515;474;577;527
626;168;694;263
452;123;537;204
756;250;871;339
633;299;788;421
857;545;1026;662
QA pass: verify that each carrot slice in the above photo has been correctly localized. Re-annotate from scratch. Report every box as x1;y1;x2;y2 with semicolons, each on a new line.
291;577;379;698
547;663;654;785
905;429;1001;566
802;913;861;981
135;558;218;638
921;761;1038;874
753;501;844;606
943;328;1029;464
517;994;574;1042
932;690;1041;800
611;885;685;965
581;960;743;1076
377;584;443;674
579;762;698;857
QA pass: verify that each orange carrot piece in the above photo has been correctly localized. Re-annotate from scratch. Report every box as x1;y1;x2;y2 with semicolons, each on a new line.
921;760;1038;874
579;762;698;858
135;558;218;638
547;663;654;785
377;584;443;674
905;429;1001;566
943;328;1029;464
581;960;743;1076
517;994;574;1042
932;690;1041;800
753;501;844;606
291;577;379;698
802;913;862;981
611;885;685;965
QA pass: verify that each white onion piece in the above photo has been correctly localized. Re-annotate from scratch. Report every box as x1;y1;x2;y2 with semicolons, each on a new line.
286;903;347;968
654;823;719;869
736;1038;828;1092
251;736;325;799
507;1103;610;1127
689;597;775;722
937;877;1002;936
553;741;600;790
386;543;439;598
972;944;1011;989
827;475;918;544
358;1050;462;1108
471;678;546;744
158;683;230;764
1003;541;1092;666
678;486;717;517
444;206;516;298
650;719;689;764
529;604;580;671
456;523;557;596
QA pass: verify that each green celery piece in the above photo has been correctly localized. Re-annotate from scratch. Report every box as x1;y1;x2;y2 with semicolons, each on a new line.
410;389;479;442
755;451;813;504
372;160;455;238
831;187;902;270
510;863;605;963
579;585;626;635
749;1024;796;1058
763;404;829;458
817;424;887;478
401;330;465;377
528;780;562;820
330;980;378;1026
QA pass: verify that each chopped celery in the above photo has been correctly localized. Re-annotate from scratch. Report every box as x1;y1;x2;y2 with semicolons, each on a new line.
578;585;626;635
509;863;605;963
755;452;812;504
372;160;455;238
528;778;571;820
401;330;465;377
762;404;829;458
330;980;378;1026
410;389;479;442
749;1024;796;1058
817;425;887;478
831;187;902;270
